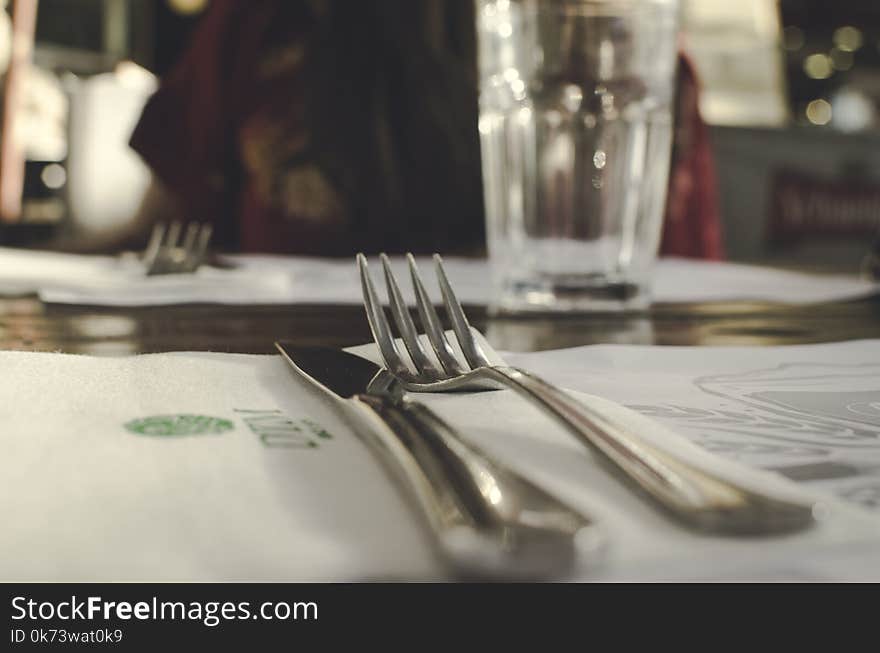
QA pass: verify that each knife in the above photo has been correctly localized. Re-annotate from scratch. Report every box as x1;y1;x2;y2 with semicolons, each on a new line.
275;342;601;580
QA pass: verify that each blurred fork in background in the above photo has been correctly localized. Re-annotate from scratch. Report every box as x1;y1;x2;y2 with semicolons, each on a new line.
142;221;213;276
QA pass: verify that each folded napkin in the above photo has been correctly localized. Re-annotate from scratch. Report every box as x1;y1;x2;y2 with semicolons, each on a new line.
2;340;879;581
0;349;436;582
0;247;874;306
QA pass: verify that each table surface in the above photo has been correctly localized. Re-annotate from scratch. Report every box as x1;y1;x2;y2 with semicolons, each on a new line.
1;293;879;356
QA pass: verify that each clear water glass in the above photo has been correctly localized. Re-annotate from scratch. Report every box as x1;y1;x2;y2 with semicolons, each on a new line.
477;0;680;313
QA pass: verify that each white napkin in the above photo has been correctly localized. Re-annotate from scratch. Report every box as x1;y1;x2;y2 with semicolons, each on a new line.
0;247;115;296
211;255;880;306
652;258;878;304
1;341;879;582
0;247;294;306
0;350;437;581
0;247;874;306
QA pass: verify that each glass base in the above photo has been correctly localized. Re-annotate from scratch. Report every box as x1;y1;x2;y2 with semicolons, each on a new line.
489;275;652;315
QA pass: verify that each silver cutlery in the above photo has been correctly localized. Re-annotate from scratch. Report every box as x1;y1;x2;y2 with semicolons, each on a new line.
142;221;213;276
275;342;601;580
357;252;817;535
862;234;880;281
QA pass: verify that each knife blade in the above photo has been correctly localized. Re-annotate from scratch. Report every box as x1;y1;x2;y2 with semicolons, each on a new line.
275;342;601;580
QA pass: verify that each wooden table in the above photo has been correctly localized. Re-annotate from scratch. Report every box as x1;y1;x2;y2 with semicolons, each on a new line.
1;294;878;356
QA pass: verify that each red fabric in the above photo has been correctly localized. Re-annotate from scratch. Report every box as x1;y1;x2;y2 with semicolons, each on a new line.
660;56;725;260
131;1;724;259
130;1;244;247
130;0;332;252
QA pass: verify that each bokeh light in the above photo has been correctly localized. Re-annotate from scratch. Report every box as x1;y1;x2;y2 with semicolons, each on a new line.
804;53;833;79
806;99;833;126
166;0;209;15
833;26;863;53
40;164;66;190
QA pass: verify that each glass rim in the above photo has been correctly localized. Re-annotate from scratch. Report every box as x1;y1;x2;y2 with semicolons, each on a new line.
482;0;679;16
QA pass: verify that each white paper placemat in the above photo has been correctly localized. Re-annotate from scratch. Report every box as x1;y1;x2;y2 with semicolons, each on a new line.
2;340;879;582
503;339;880;518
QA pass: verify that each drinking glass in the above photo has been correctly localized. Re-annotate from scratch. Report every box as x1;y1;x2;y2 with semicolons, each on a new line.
476;0;680;312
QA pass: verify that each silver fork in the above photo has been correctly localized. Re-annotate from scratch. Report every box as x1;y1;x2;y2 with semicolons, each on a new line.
142;221;213;276
357;252;817;535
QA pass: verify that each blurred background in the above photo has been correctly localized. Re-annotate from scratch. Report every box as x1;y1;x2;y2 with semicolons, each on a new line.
0;0;204;248
2;0;880;270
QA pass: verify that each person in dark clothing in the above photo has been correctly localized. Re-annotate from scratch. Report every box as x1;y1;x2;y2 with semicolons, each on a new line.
126;0;722;258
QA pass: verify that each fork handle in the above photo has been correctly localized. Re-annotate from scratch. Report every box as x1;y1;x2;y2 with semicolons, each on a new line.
484;366;815;534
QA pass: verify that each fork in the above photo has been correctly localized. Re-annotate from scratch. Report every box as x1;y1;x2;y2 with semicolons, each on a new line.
142;221;213;276
357;252;817;535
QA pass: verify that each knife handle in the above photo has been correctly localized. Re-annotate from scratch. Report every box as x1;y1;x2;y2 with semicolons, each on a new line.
349;394;597;580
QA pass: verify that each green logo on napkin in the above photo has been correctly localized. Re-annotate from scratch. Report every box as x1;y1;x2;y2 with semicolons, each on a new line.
124;414;234;437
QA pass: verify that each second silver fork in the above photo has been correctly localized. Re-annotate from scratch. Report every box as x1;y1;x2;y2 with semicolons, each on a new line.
357;253;817;535
143;221;213;275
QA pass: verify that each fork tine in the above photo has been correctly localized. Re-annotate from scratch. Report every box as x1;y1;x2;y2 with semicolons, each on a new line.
143;222;165;266
356;254;413;379
434;254;492;368
166;221;182;248
379;254;443;379
181;221;200;252
180;222;200;269
194;223;213;267
406;254;467;376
